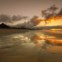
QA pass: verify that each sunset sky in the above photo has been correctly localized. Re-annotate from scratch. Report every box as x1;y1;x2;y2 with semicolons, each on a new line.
0;0;62;18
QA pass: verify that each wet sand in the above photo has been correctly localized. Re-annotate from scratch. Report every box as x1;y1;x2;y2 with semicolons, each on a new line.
0;29;30;36
0;44;62;62
0;29;62;62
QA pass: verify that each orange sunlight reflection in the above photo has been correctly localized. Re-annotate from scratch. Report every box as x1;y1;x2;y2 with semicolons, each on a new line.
31;31;62;45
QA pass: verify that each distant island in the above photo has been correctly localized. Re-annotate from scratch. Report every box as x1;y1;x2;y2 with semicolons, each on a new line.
0;23;10;28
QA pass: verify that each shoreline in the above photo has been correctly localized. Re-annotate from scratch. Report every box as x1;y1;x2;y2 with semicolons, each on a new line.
0;29;62;36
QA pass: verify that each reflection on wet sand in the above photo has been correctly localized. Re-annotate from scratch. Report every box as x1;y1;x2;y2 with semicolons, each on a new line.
43;30;62;45
47;46;62;53
0;30;62;62
31;30;62;47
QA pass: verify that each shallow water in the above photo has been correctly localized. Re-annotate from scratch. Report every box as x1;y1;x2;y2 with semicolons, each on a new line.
0;30;62;62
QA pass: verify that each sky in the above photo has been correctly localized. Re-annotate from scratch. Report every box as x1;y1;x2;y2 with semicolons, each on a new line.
0;0;62;18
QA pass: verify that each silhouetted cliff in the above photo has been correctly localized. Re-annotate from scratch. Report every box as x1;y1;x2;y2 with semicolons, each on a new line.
0;23;10;28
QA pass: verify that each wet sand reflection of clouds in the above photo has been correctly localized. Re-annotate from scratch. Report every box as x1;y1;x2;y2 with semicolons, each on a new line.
0;30;62;62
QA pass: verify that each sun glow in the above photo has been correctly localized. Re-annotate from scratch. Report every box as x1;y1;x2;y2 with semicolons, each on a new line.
36;16;62;27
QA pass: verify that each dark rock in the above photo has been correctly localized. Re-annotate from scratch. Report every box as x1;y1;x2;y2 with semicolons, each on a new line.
0;23;10;28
